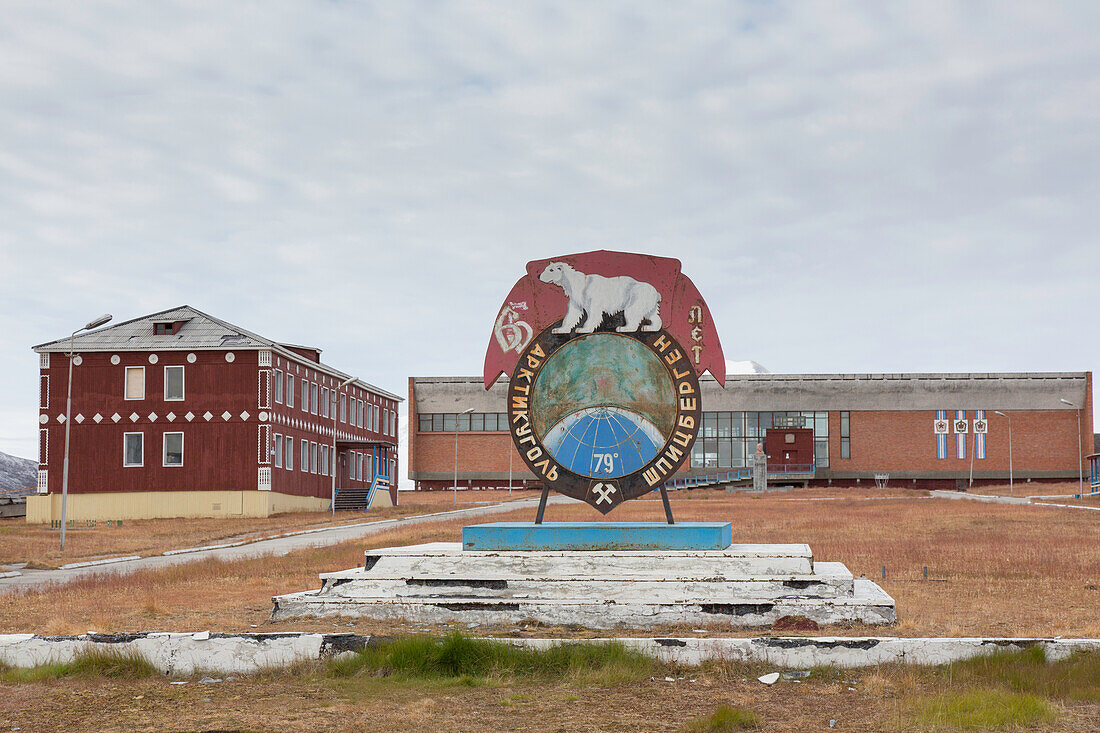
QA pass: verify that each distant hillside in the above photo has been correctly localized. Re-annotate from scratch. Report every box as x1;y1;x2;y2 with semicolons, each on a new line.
0;451;36;494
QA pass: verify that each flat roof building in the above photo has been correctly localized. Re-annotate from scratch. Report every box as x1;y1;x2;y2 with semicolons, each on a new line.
408;372;1092;491
30;306;402;522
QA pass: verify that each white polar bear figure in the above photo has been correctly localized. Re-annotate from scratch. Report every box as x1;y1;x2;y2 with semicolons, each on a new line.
539;261;662;334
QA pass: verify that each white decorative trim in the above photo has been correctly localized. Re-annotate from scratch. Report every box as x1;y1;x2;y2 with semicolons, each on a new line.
37;469;48;494
258;350;272;367
74;414;84;424
186;352;197;363
148;354;158;364
166;412;176;422
111;413;121;423
129;412;140;422
258;370;271;410
40;375;48;409
185;411;195;422
240;411;250;421
203;411;213;421
110;355;120;365
221;411;232;421
39;429;48;466
148;412;158;422
39;352;49;369
258;466;272;491
38;414;48;425
258;411;269;422
225;352;235;363
72;355;82;366
93;413;103;423
56;414;65;424
258;425;272;465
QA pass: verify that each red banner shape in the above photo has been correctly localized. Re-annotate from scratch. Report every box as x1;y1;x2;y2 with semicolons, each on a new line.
484;250;725;389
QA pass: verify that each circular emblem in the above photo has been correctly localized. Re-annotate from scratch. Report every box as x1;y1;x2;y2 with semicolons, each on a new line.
110;354;120;365
148;354;158;364
39;414;49;425
186;352;197;364
508;321;701;514
225;352;235;363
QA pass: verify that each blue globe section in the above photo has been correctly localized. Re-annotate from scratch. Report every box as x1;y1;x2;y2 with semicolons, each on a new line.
542;406;664;479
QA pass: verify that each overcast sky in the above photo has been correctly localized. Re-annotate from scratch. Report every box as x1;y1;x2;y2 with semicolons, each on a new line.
1;2;1097;466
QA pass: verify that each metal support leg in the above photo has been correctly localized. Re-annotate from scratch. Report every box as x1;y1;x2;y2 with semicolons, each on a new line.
659;485;675;524
534;486;550;524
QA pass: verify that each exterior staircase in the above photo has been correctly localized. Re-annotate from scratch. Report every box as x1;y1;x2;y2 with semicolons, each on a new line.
332;477;389;512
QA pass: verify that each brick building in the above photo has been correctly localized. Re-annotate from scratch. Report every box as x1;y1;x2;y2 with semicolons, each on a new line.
408;372;1093;490
29;306;401;522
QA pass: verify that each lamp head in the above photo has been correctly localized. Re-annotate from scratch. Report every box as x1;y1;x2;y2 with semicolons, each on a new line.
994;411;1007;417
85;314;113;330
339;376;357;388
1059;399;1076;407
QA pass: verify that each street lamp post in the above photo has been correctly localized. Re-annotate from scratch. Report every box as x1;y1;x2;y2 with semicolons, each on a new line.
331;376;357;519
994;411;1013;494
1059;399;1084;495
454;408;475;505
60;313;112;552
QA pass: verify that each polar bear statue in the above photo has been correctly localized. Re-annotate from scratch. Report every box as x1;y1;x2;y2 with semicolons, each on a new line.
539;261;662;334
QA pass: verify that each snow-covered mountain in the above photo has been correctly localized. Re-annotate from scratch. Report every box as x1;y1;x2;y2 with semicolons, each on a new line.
726;359;771;375
0;451;36;493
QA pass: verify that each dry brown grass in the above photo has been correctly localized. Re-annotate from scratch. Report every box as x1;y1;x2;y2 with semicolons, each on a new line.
0;490;535;569
2;652;1098;733
0;488;1097;639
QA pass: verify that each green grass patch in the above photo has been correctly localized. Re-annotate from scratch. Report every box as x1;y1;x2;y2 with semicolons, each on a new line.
908;689;1055;730
930;646;1100;702
682;704;761;731
0;648;158;682
327;632;662;685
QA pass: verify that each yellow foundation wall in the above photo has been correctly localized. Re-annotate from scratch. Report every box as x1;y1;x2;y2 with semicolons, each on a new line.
25;490;331;523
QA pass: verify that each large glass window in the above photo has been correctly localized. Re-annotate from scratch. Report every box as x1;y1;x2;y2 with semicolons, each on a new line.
321;445;329;476
286;373;294;407
273;434;282;468
163;432;184;466
285;437;293;470
310;383;318;415
340;394;347;423
124;433;144;466
164;366;184;401
301;440;308;472
125;367;145;400
301;379;308;412
840;411;851;459
274;370;283;403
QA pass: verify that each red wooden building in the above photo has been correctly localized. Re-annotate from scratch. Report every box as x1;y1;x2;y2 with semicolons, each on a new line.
29;306;401;522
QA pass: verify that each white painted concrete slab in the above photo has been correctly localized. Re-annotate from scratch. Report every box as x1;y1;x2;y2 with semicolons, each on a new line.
0;632;1096;674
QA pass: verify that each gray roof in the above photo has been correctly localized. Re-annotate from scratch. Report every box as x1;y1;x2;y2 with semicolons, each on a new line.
412;372;1089;413
34;305;402;402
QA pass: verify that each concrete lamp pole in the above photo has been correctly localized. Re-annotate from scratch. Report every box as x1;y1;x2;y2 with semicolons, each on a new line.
60;313;112;552
1059;399;1084;494
994;411;1013;495
454;408;475;505
331;376;357;520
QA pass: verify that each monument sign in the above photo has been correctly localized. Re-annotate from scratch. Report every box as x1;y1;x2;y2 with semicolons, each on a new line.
484;251;725;514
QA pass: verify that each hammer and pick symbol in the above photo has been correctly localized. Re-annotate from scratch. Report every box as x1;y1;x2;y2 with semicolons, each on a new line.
593;482;617;505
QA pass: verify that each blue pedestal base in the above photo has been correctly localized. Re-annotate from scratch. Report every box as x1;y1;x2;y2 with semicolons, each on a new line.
461;522;732;551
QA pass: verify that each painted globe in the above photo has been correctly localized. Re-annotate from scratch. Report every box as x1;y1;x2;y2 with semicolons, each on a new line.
542;405;665;479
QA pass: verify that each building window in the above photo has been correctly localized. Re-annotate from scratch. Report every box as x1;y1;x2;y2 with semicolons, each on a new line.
285;437;293;470
163;432;184;466
311;383;318;415
274;434;283;468
340;394;347;423
286;372;294;407
310;442;318;473
321;388;330;419
164;365;184;401
301;379;309;412
321;445;329;476
840;411;851;460
274;370;283;403
125;367;145;400
301;440;308;472
124;433;144;466
358;400;365;428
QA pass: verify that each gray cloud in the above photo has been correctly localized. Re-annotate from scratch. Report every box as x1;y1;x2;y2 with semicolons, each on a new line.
1;1;1097;463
